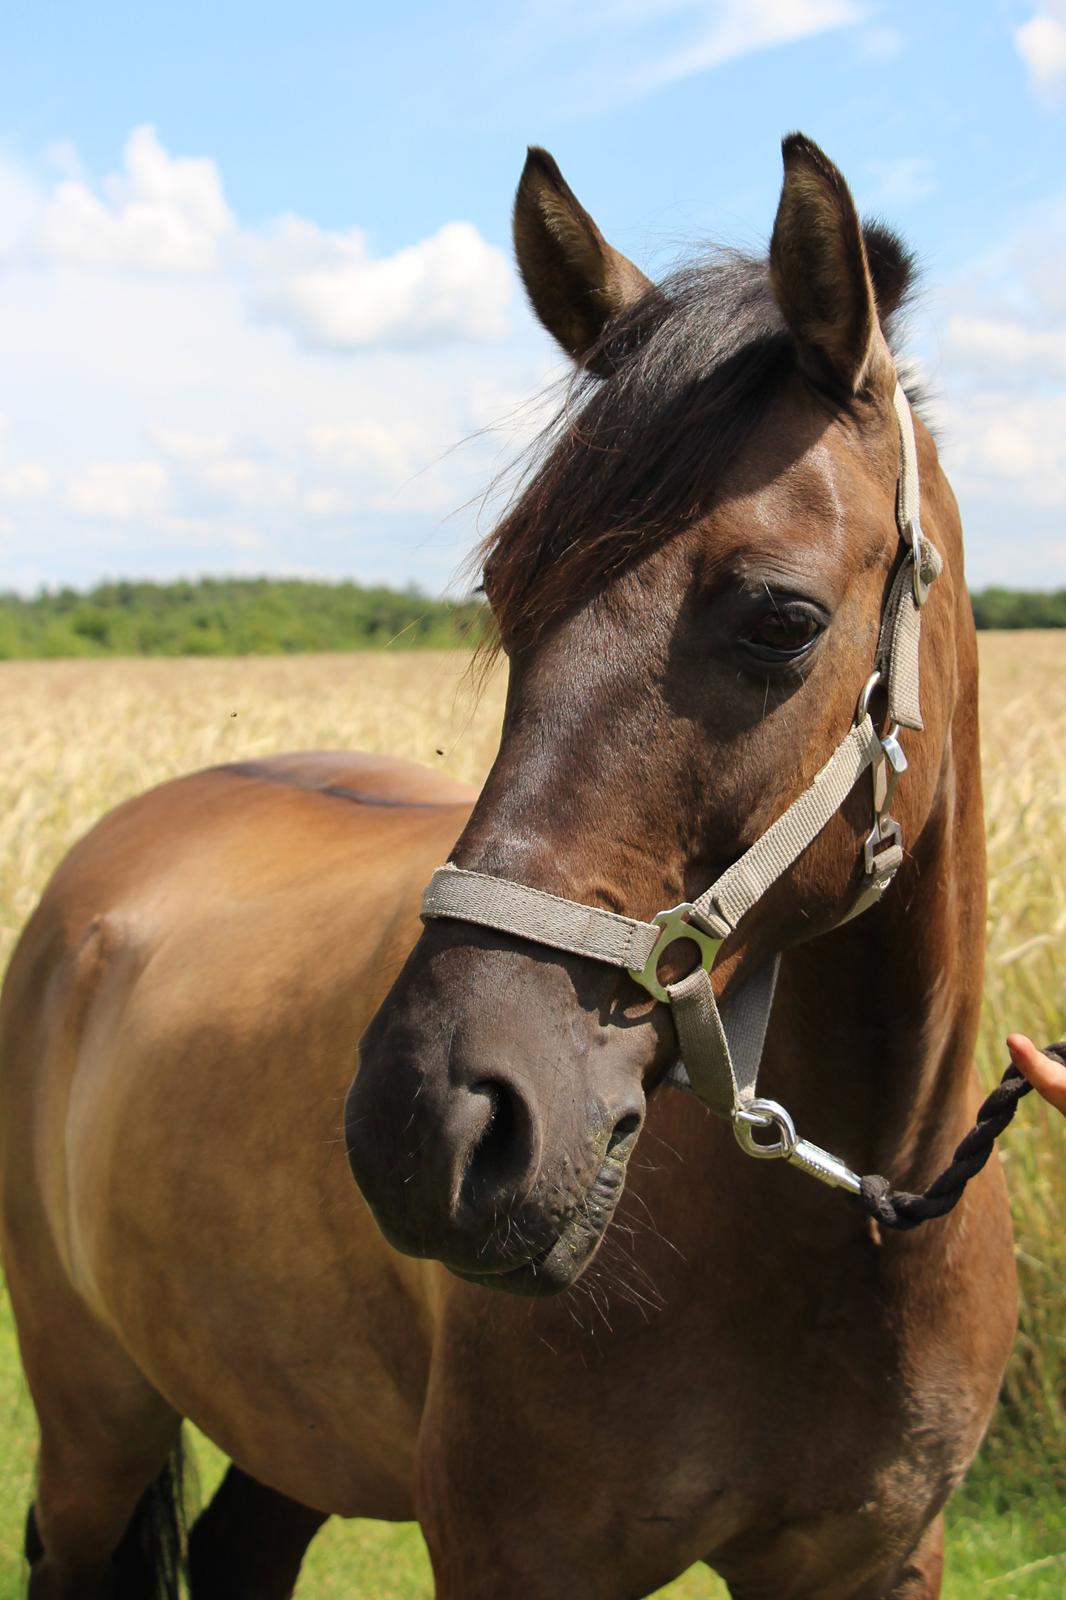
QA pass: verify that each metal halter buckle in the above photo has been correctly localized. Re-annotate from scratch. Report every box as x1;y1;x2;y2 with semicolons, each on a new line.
864;815;903;874
627;903;723;1005
855;671;907;878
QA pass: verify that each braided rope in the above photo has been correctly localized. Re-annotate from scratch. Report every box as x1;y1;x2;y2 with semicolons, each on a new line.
856;1042;1066;1232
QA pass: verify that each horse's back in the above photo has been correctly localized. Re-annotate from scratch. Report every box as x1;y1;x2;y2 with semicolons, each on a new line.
0;750;473;1515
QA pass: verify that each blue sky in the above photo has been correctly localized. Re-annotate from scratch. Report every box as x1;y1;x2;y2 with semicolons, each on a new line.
0;0;1063;593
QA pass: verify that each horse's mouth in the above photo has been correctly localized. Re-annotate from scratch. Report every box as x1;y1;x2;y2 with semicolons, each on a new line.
448;1139;634;1298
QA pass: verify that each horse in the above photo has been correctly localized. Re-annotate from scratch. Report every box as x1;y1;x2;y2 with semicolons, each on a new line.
0;135;1016;1600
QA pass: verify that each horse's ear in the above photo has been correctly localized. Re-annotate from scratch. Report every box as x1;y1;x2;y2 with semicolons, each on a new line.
513;147;656;370
769;134;893;396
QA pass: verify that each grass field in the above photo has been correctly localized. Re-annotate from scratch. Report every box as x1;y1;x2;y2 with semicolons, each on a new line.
0;636;1063;1596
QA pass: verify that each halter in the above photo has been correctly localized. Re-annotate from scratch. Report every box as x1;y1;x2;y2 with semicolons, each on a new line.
420;384;943;1200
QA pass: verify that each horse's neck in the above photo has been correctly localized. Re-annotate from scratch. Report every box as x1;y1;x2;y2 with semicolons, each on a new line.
763;696;986;1205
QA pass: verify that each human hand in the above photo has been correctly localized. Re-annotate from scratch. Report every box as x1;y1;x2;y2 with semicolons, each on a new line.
1007;1034;1066;1116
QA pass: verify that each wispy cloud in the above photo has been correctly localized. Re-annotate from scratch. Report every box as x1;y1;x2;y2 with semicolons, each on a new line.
866;155;937;208
503;0;866;113
944;315;1066;379
631;0;866;95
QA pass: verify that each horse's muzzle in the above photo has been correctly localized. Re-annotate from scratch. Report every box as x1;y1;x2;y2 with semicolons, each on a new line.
344;924;650;1292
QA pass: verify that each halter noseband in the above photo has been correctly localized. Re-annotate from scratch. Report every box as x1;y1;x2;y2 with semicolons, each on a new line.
420;383;942;1201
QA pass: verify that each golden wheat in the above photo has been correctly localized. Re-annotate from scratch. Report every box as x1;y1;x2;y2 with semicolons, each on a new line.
0;637;1063;1461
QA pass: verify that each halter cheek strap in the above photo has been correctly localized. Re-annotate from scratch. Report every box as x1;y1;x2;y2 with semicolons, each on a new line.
420;384;941;1199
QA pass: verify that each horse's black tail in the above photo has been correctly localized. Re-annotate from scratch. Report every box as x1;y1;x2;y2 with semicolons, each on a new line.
110;1434;190;1600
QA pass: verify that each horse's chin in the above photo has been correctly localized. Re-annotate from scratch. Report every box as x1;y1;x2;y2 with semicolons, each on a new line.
448;1145;631;1298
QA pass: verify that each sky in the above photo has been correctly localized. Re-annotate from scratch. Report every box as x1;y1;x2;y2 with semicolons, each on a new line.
0;0;1063;595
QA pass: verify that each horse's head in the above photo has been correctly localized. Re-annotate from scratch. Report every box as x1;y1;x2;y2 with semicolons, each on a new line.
346;136;962;1294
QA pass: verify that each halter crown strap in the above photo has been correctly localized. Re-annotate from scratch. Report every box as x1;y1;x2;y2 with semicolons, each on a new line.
419;383;938;1179
879;384;942;731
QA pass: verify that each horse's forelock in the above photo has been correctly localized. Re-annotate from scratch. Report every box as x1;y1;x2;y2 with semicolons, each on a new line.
478;232;917;654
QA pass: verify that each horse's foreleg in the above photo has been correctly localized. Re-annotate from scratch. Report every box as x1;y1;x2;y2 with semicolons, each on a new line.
187;1464;327;1600
882;1514;944;1600
27;1412;183;1599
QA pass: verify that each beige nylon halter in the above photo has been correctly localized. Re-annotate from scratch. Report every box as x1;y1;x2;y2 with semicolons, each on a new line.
421;383;942;1196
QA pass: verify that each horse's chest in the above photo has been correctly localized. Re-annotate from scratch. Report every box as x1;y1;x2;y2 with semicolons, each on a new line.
601;1250;968;1548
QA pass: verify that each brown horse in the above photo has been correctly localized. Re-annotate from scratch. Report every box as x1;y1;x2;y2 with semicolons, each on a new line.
1;136;1016;1600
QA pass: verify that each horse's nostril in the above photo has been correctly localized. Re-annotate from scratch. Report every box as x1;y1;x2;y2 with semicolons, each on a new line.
458;1078;529;1216
607;1111;642;1156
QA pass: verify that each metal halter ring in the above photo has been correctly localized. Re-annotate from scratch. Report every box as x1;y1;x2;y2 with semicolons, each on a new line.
855;670;882;725
906;519;931;607
627;903;723;1005
733;1098;797;1160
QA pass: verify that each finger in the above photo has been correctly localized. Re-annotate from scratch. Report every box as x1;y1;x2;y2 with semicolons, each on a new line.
1007;1034;1066;1116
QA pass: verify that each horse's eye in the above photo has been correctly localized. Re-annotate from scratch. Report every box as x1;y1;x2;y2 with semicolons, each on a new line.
744;603;825;659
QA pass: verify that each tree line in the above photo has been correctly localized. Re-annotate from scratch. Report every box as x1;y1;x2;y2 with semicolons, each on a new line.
0;578;485;658
969;587;1066;630
0;577;1061;659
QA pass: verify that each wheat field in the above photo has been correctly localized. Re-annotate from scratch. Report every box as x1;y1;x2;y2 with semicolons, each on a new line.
0;636;1062;1595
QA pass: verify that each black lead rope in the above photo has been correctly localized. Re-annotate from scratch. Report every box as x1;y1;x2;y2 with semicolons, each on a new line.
856;1042;1066;1232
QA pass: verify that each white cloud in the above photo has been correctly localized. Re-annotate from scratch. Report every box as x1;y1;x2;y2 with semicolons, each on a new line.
159;515;265;554
38;126;233;273
307;419;430;482
11;127;511;354
151;425;235;461
305;415;479;512
303;488;351;518
250;216;510;351
1015;4;1066;91
67;461;170;520
943;314;1066;379
0;164;44;258
0;127;530;591
1;460;48;500
193;456;298;511
0;419;48;500
940;392;1066;509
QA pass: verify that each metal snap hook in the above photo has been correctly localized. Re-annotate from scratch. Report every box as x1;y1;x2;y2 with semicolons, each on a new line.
733;1099;864;1193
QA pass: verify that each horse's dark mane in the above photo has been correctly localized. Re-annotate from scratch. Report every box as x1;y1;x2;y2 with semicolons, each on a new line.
480;222;917;649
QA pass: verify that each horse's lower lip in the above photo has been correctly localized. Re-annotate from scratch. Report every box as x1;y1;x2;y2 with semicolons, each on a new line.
447;1145;632;1298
